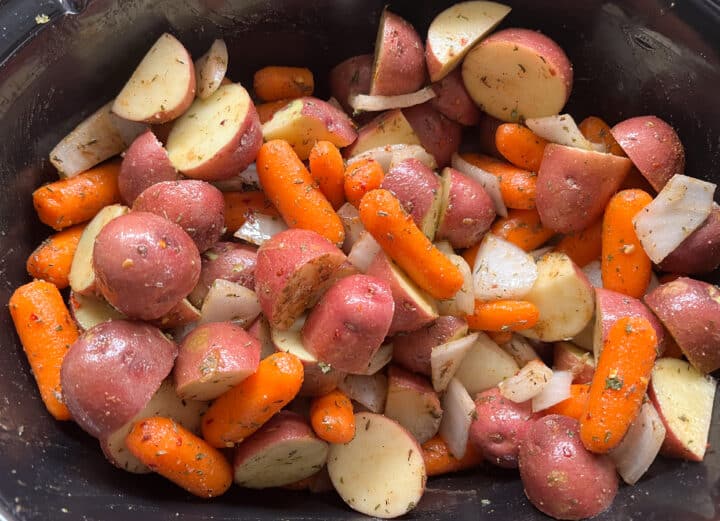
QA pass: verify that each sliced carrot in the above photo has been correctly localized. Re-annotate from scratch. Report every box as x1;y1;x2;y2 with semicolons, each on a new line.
461;242;481;269
578;116;625;156
491;209;555;252
126;416;232;498
462;153;537;210
359;189;464;300
253;66;314;101
580;316;657;453
309;389;355;444
344;158;385;207
256;99;292;124
8;280;79;420
601;189;653;298
309;140;346;209
256;140;344;246
32;161;121;230
488;330;513;345
223;191;279;234
26;224;86;288
201;352;304;448
554;220;603;267
495;123;548;172
544;384;590;420
422;435;483;477
466;299;539;332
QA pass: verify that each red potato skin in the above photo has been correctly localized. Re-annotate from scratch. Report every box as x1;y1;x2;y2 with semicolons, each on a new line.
298;97;358;149
301;274;394;374
188;242;257;308
118;130;180;205
469;388;533;469
370;11;426;96
132;180;225;252
380;158;442;233
149;298;200;330
344;109;419;158
329;54;373;114
611;116;685;191
477;113;504;158
298;361;346;398
431;68;481;126
659;206;720;274
519;415;618;520
644;278;720;374
392;315;468;376
436;168;496;249
595;288;666;355
385;365;442;440
536;144;633;233
553;342;594;384
403;102;462;168
61;320;177;438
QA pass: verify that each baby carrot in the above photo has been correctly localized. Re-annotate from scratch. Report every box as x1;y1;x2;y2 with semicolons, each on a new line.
32;161;121;230
8;280;79;420
491;209;555;252
223;191;279;234
309;389;355;444
201;352;304;448
26;224;86;288
359;189;464;300
344;158;385;207
253;66;314;101
578;116;625;156
466;299;540;332
544;384;590;420
256;99;292;124
256;140;344;246
125;416;232;498
422;435;483;477
495;123;548;172
601;189;653;298
580;316;657;453
461;153;537;210
309;140;346;209
554;220;603;267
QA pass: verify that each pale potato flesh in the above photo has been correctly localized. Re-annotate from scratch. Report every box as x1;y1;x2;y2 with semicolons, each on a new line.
349;110;421;156
384;381;442;445
69;292;125;331
454;332;518;396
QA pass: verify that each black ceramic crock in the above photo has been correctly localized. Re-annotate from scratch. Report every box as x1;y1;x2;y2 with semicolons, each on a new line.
0;1;718;520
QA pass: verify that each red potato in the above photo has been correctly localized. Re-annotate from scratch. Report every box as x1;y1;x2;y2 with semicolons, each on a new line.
611;115;685;191
469;387;533;468
365;251;438;335
195;39;228;100
188;242;257;308
61;320;177;438
247;315;275;360
431;68;481;126
402;102;462;168
166;83;262;180
329;54;373;114
380;158;443;239
648;357;717;462
644;278;720;373
659;205;720;274
338;373;389;414
370;10;425;96
118;129;180;205
384;365;443;444
254;229;348;330
234;411;329;489
392;315;468;376
301;275;394;374
519;415;618;520
477;112;504;157
552;342;594;384
425;1;512;82
454;332;519;396
150;298;201;330
68;291;125;331
435;167;496;248
112;33;195;124
462;28;573;122
345;109;421;157
261;97;357;160
198;279;261;327
536;144;633;233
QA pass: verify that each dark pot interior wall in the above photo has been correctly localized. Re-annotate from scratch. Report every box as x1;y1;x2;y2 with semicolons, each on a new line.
0;1;718;520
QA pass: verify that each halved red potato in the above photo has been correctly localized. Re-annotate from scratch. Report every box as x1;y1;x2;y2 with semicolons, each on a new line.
392;315;468;376
329;54;373;114
345;109;421;157
402;102;462;168
462;28;573;121
166;83;262;180
195;39;228;100
112;33;195;124
68;292;126;331
384;365;442;444
118;129;180;205
536;144;632;233
425;1;512;82
198;279;261;326
553;341;594;384
338;373;388;414
454;332;519;396
659;205;720;274
188;242;257;308
370;10;425;96
431;68;481;126
261;97;357;160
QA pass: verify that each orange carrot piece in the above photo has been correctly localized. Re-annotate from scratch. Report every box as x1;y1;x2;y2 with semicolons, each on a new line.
223;191;279;234
462;153;537;210
554;220;603;267
544;384;590;420
8;280;79;420
491;209;555;252
253;66;314;101
201;352;304;448
309;140;346;209
26;224;86;288
359;189;464;300
32;161;121;230
309;389;355;444
466;299;540;332
256;140;344;246
578;116;625;156
461;242;481;269
256;99;292;124
495;123;548;172
422;435;483;477
580;316;657;453
126;416;232;498
344;158;385;207
488;330;513;345
601;189;653;298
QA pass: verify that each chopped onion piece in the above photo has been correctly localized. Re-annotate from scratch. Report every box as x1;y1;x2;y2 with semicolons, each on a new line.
211;163;261;191
529;246;553;260
498;359;553;403
431;333;478;392
582;259;603;288
451;153;507;217
633;174;715;263
439;378;475;459
347;231;382;272
502;334;540;366
349;86;436;112
233;213;288;246
338;373;388;414
531;370;572;412
348;144;437;171
433;240;455;257
610;402;666;485
525;114;601;151
473;234;538;300
199;279;261;326
337;203;365;254
437;254;474;316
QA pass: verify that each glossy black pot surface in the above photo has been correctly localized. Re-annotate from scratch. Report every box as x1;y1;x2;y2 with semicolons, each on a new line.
0;1;718;520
